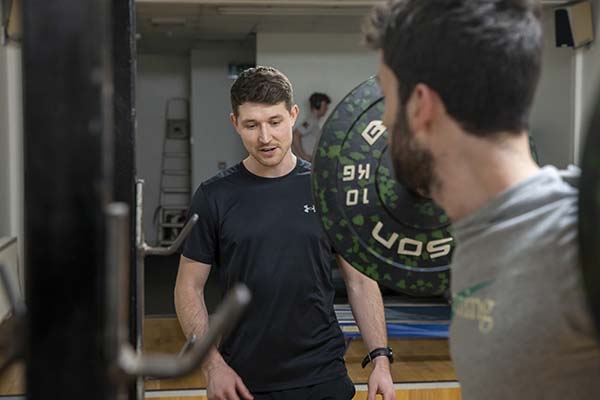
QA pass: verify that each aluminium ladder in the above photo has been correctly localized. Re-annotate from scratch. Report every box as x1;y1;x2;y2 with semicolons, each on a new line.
156;98;191;246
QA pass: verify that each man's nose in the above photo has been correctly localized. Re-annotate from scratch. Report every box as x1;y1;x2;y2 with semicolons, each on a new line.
258;124;272;143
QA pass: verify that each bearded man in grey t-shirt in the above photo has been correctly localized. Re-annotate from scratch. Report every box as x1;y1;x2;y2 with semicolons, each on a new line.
363;1;600;399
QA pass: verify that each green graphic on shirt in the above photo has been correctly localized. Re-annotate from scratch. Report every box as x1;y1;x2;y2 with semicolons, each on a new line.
452;280;496;334
453;280;494;306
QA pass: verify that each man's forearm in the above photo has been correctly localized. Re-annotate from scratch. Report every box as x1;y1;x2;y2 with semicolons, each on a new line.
346;276;388;351
174;283;225;372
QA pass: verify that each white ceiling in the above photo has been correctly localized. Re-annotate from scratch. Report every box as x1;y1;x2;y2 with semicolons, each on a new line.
135;0;373;52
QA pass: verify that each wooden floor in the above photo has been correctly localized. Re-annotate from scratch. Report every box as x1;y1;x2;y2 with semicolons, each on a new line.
149;389;462;400
354;389;461;400
0;362;24;395
143;318;457;390
0;317;460;399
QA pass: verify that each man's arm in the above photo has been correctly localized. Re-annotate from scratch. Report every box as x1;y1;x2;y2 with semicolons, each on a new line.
175;255;253;400
292;129;310;161
337;255;395;400
174;255;222;370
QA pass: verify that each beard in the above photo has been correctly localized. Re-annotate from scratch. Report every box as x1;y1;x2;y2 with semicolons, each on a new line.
389;105;436;198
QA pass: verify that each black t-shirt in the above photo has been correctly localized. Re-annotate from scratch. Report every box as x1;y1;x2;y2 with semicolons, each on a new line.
182;159;347;392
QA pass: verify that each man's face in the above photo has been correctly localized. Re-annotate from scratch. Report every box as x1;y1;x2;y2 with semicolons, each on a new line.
232;101;298;168
316;101;329;119
379;58;435;198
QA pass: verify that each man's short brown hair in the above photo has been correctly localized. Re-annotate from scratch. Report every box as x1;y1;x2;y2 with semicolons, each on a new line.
363;0;542;137
230;66;294;116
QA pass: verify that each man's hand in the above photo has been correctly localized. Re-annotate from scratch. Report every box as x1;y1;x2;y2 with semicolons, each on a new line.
367;357;396;400
205;361;254;400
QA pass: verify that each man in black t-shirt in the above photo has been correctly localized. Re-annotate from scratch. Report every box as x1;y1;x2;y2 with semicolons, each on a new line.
175;67;395;400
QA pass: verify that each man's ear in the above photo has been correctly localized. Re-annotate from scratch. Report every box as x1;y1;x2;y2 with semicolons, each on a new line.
290;104;299;125
230;112;240;135
407;83;436;135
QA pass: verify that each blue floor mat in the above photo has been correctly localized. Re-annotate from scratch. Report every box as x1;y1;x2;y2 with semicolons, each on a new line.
336;302;451;339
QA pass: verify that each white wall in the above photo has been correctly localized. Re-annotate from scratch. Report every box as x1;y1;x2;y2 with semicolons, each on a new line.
530;9;576;168
136;54;190;244
0;43;24;260
0;45;9;238
534;1;600;166
257;32;379;126
190;41;255;187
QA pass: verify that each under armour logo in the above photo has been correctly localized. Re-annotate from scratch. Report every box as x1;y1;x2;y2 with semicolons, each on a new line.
304;205;316;213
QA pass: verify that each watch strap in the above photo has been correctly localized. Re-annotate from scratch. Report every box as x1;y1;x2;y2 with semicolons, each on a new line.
361;347;393;368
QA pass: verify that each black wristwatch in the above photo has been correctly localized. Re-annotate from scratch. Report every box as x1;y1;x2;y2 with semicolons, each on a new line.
361;347;394;368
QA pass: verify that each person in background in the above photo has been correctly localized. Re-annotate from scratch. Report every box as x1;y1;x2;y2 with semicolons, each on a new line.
293;92;331;161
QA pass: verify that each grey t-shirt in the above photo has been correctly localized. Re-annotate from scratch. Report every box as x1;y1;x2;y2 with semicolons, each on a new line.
450;166;600;399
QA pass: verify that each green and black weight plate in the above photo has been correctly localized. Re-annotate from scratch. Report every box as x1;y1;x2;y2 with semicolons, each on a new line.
579;92;600;336
312;77;452;296
313;77;539;297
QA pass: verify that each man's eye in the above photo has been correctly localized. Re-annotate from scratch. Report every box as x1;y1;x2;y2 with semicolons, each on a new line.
271;121;281;126
246;124;256;129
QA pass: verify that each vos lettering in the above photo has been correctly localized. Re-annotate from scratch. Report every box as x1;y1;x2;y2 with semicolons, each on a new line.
371;221;453;259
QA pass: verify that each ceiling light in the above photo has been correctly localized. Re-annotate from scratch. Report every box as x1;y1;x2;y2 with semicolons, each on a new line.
217;6;368;16
138;1;377;5
150;17;187;26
